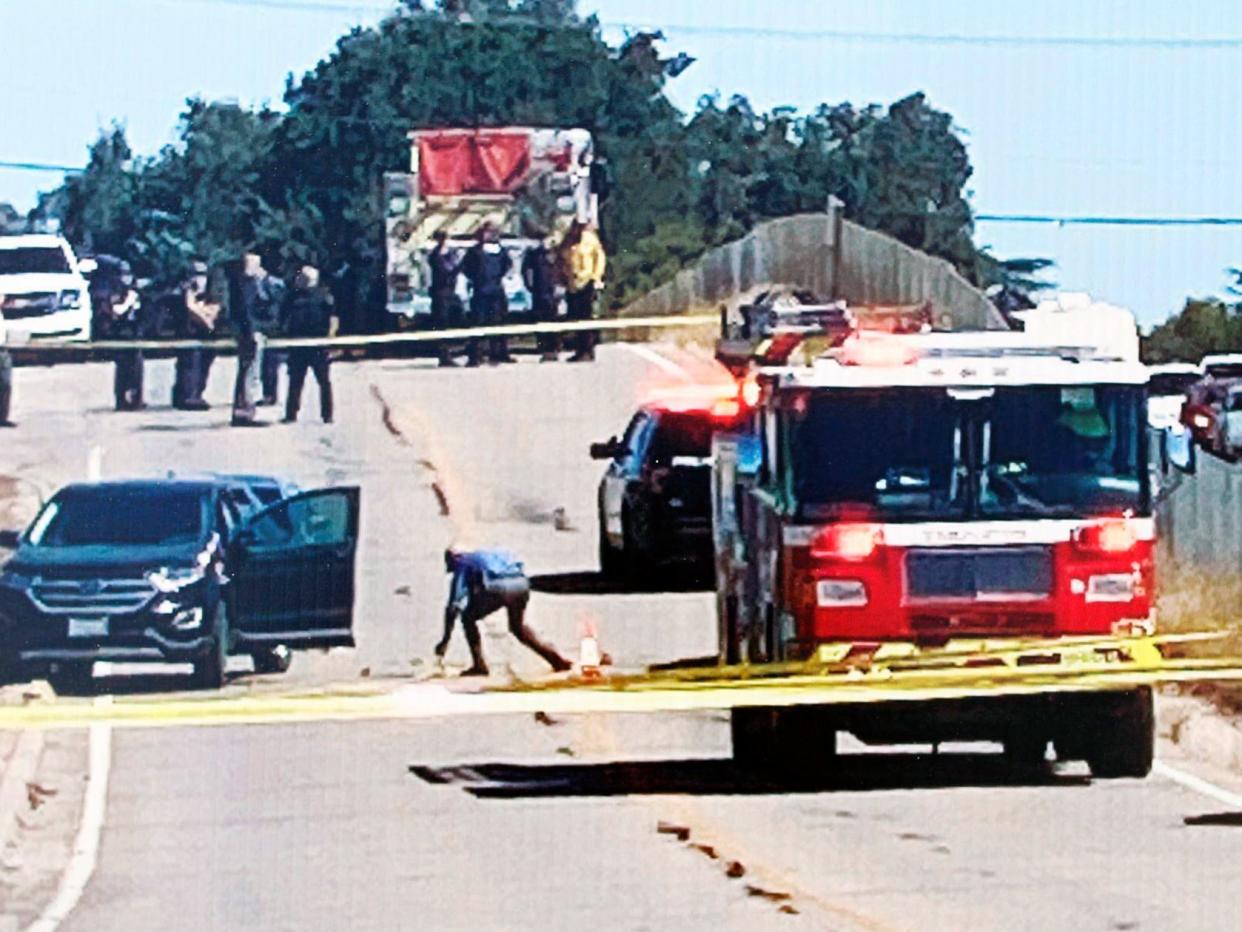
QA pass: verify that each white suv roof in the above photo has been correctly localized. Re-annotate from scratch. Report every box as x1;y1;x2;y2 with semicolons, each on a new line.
0;233;71;251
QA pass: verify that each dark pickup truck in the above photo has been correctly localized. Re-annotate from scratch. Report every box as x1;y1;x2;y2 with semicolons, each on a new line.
0;479;359;689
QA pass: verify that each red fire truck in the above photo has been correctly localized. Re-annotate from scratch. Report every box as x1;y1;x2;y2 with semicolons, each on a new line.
712;324;1158;778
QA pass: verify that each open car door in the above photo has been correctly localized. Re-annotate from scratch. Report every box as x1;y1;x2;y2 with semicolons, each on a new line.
229;487;360;650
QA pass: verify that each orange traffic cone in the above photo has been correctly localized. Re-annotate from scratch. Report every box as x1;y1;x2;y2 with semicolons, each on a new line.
578;617;605;680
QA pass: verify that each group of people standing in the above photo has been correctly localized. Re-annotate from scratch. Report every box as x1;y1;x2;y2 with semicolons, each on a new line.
90;253;338;427
426;219;606;367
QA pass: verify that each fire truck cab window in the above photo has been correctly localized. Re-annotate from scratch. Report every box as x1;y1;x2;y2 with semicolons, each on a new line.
789;390;962;521
981;385;1145;517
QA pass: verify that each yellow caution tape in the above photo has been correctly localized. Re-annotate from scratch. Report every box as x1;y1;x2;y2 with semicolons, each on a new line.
2;637;1241;732
7;314;718;354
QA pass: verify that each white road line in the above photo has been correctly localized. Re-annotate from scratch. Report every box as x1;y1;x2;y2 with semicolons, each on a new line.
25;697;113;932
619;343;694;382
1154;759;1242;809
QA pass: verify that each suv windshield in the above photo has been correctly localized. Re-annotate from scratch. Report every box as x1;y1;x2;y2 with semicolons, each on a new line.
26;488;208;548
789;386;1146;522
1148;372;1199;397
648;412;717;464
0;247;71;275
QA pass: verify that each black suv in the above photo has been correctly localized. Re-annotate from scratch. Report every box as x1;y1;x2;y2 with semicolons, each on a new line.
593;405;738;579
0;479;359;689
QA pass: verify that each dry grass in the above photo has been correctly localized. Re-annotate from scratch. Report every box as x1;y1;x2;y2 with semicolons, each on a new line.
1159;565;1242;711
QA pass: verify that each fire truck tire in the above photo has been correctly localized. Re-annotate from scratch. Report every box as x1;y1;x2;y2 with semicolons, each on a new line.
1002;733;1049;767
731;707;838;771
1085;688;1155;780
720;595;741;665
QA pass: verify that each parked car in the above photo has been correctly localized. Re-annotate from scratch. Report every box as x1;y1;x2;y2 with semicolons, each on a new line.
592;398;744;580
0;479;359;690
1146;363;1201;430
0;234;94;342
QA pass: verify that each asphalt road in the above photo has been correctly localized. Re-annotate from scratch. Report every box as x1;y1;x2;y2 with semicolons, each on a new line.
4;346;1242;931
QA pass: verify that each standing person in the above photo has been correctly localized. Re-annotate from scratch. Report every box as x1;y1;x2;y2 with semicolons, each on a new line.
282;265;337;425
0;298;13;428
522;232;561;362
171;261;220;411
459;223;513;366
559;220;606;362
90;257;145;411
254;257;288;406
231;253;283;427
427;230;461;367
435;547;572;676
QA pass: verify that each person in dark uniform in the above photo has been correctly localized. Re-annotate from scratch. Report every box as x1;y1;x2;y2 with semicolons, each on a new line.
0;305;13;428
171;261;220;411
435;547;572;676
231;252;284;426
89;257;146;410
459;223;513;366
522;232;561;361
282;264;337;425
427;230;461;367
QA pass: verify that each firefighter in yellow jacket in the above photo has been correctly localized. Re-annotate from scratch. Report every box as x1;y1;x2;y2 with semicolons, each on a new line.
559;220;606;362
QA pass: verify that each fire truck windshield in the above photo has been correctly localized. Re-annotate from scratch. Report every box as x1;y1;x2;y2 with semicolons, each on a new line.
791;390;967;521
979;386;1145;518
788;385;1146;522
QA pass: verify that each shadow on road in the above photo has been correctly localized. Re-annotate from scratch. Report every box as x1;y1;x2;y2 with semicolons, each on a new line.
530;569;711;597
409;753;1088;798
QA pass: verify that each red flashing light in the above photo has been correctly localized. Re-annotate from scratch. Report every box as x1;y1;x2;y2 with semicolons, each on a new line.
1075;519;1138;555
811;523;884;561
839;335;920;368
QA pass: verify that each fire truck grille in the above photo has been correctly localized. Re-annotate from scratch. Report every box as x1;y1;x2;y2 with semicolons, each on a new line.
910;611;1056;637
904;547;1054;603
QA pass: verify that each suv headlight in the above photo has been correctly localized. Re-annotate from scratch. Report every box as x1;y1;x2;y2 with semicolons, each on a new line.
148;566;205;594
58;290;83;311
0;567;32;589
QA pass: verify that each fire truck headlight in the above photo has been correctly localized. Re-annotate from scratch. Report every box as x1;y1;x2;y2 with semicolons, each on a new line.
816;579;868;608
1086;573;1136;603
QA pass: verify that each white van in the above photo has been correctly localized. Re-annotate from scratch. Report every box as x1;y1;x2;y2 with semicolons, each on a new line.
0;234;94;342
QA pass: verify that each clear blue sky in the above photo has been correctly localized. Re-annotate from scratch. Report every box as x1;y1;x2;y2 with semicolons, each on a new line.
3;0;1241;325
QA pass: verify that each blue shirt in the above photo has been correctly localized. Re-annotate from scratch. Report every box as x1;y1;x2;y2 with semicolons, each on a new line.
447;549;526;613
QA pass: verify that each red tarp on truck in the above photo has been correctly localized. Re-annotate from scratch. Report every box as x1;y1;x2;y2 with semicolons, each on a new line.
417;130;532;196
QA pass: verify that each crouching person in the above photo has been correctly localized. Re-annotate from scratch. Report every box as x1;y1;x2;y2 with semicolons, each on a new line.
435;546;571;676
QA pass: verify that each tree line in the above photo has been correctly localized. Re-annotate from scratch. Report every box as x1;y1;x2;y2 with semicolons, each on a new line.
36;0;1044;330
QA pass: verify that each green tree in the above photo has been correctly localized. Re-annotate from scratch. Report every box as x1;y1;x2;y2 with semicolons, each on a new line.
57;126;137;258
1142;298;1242;364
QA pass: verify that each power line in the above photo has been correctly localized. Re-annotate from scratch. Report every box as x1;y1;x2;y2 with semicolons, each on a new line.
978;214;1242;227
0;160;83;174
56;1;1242;50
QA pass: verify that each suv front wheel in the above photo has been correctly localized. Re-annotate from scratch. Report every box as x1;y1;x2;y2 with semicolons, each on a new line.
192;601;230;690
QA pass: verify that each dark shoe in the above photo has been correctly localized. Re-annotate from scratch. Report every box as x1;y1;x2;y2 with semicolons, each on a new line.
231;419;267;428
0;421;15;429
281;416;297;424
182;399;210;411
438;358;458;368
465;359;481;368
258;396;277;407
539;353;558;363
461;665;490;678
550;657;573;673
322;416;333;424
